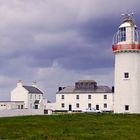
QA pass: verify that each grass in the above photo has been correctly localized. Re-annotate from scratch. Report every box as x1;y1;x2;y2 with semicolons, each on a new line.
0;113;140;139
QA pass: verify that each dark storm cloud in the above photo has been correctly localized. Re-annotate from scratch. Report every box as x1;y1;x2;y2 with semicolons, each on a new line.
0;0;139;74
22;15;117;71
77;16;120;43
30;41;114;70
0;13;134;73
27;12;140;71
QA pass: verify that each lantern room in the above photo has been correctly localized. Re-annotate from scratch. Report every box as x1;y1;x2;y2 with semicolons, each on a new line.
112;13;140;53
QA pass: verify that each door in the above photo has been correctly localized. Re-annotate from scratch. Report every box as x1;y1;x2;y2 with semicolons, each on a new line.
69;105;72;111
35;105;38;109
96;105;99;110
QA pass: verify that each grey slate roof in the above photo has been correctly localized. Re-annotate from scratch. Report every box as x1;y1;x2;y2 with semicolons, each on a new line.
77;80;97;83
23;86;43;94
57;85;112;94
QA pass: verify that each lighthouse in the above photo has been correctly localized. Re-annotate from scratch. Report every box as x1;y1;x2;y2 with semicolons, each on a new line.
112;13;140;113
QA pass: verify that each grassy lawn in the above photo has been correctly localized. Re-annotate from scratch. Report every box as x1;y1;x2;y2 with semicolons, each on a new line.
0;113;140;140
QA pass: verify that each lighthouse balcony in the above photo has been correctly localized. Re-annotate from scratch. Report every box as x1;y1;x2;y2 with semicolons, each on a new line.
112;44;140;52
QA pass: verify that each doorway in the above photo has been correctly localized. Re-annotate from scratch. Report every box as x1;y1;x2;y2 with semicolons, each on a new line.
35;105;38;109
96;105;99;110
69;105;72;111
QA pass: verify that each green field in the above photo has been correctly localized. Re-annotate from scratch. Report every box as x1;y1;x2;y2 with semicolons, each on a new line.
0;113;140;140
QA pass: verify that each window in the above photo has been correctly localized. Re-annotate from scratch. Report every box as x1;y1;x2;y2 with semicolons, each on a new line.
35;94;36;99
39;95;40;99
21;105;23;109
88;95;91;99
61;103;65;108
61;95;64;99
135;29;138;42
118;27;126;42
88;103;91;108
76;95;79;100
125;105;129;111
104;103;107;108
76;103;79;108
104;95;107;99
30;94;32;99
30;103;32;108
18;105;20;109
124;72;129;78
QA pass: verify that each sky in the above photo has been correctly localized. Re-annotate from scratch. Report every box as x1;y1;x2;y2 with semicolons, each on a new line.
0;0;140;101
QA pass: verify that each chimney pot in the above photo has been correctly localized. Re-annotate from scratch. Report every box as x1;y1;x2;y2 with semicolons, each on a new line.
32;81;37;88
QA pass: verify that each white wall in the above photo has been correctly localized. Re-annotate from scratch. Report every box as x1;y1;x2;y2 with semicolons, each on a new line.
114;52;140;113
0;109;44;117
43;99;56;110
56;93;113;112
11;86;28;108
0;101;24;110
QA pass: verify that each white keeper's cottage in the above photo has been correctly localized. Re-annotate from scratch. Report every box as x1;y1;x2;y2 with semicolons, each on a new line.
56;80;114;112
11;80;43;109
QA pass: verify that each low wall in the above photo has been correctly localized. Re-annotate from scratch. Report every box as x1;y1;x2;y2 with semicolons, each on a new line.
0;109;44;117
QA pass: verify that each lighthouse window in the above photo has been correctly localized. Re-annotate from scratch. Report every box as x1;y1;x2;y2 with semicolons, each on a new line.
118;27;126;42
124;72;129;78
125;105;129;111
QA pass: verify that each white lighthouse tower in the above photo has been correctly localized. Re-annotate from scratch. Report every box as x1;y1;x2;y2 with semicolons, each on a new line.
112;13;140;113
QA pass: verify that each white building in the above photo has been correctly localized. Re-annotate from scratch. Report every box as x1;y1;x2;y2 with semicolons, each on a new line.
0;101;24;110
56;80;114;112
43;99;56;110
43;99;56;114
11;81;43;109
112;14;140;113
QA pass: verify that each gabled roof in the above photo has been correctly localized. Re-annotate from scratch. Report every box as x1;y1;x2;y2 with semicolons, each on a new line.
23;86;43;94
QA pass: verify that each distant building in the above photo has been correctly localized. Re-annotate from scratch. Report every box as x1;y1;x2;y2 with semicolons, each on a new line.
11;80;43;109
43;99;56;110
0;101;24;110
56;80;114;112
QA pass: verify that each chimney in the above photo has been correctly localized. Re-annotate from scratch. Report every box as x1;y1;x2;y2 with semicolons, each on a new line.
17;80;23;87
58;87;62;91
58;87;65;91
32;81;37;88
